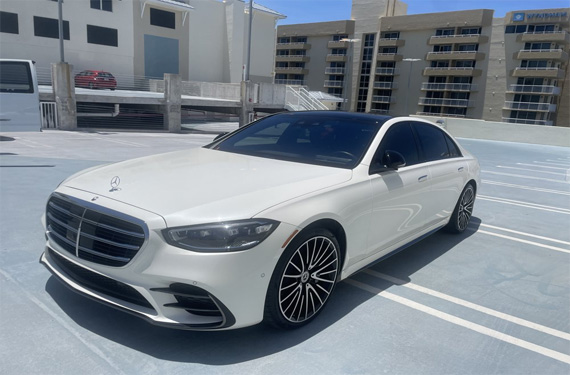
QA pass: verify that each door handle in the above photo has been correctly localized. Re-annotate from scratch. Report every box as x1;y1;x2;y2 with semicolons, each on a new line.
418;175;428;182
458;167;464;172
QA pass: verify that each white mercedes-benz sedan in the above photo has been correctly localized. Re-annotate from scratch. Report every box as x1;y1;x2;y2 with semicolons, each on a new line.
40;111;480;330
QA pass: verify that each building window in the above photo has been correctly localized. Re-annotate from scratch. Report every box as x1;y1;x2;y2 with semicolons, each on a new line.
460;27;481;35
332;34;348;41
150;8;175;29
381;31;400;39
435;28;454;36
34;16;70;40
0;11;19;34
457;44;478;52
87;25;118;47
91;0;112;12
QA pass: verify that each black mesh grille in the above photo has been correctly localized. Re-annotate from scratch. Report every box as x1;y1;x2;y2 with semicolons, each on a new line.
49;248;154;310
46;195;145;267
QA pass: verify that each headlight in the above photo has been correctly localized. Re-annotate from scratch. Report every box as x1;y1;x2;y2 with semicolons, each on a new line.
163;219;280;253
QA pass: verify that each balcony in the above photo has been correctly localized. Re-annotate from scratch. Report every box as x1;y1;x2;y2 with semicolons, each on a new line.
326;54;348;62
274;67;308;74
371;96;395;103
327;40;349;49
503;101;556;112
324;80;344;88
502;117;553;126
377;38;405;47
418;97;472;107
426;51;485;61
377;53;403;62
506;85;561;95
421;83;478;91
275;55;310;62
515;49;568;61
376;67;400;75
325;67;346;75
512;67;564;79
518;31;570;44
428;34;488;45
417;112;467;118
423;67;482;77
373;82;398;89
276;42;311;50
370;109;390;115
275;79;305;86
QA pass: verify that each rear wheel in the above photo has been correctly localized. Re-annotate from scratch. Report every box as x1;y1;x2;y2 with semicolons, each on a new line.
445;183;475;233
265;228;340;329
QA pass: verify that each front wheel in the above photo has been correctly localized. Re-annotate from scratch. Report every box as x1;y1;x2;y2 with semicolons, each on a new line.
265;228;340;329
445;183;475;233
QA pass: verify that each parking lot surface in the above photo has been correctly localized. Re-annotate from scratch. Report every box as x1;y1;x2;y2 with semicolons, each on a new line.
1;130;569;374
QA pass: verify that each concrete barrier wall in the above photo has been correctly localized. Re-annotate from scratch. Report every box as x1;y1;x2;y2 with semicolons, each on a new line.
413;115;570;147
258;83;287;105
150;80;240;100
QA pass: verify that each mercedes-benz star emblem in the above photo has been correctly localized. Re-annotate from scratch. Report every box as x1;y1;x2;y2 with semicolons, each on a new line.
110;176;121;192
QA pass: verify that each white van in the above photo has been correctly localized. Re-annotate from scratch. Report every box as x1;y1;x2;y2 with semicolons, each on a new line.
0;59;41;132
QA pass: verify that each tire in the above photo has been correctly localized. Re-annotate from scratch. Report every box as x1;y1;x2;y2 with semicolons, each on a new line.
264;228;341;329
445;183;475;234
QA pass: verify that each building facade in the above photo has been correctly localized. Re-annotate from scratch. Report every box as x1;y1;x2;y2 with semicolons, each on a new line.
275;1;569;126
0;0;285;84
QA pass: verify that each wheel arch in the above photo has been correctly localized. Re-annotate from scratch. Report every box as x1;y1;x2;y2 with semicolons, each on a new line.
299;218;347;268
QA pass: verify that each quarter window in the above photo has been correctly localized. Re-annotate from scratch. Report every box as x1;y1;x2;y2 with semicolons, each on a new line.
412;122;450;162
372;122;419;171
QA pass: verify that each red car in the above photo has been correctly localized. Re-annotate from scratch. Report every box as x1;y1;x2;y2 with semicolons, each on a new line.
74;70;117;90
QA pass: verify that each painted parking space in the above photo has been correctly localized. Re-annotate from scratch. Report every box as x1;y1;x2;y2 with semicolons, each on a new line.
1;132;569;374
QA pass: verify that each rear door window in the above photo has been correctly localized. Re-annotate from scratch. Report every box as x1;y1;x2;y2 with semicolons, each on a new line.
412;122;450;162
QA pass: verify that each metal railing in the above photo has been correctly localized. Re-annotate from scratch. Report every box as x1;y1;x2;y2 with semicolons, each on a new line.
372;96;394;103
421;83;477;91
325;67;346;74
507;85;560;94
518;49;565;53
427;50;478;55
376;68;400;75
426;67;475;71
285;86;328;111
324;80;344;87
418;97;471;107
503;101;556;111
327;53;347;57
515;67;559;71
40;102;58;128
431;33;481;38
274;67;305;71
417;112;466;118
275;79;305;85
277;42;308;47
373;82;398;89
370;109;390;114
522;31;567;35
502;117;553;126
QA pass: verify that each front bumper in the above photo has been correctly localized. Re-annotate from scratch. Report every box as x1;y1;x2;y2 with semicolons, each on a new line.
41;191;298;330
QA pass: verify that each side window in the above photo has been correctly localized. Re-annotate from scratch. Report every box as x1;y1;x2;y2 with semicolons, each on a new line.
413;122;450;162
372;122;419;170
444;133;462;158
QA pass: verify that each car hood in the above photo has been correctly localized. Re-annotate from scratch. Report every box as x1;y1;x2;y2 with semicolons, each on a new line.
62;148;352;227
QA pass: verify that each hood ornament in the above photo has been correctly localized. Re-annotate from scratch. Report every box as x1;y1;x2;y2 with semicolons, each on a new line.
110;176;121;192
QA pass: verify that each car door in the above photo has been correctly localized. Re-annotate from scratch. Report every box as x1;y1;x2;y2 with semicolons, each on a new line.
411;121;467;227
367;121;432;258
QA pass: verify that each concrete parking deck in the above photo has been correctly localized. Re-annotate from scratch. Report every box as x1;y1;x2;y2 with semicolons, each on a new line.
0;131;568;374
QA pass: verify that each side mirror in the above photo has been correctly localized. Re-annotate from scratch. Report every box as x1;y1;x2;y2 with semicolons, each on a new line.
382;150;406;170
213;132;229;142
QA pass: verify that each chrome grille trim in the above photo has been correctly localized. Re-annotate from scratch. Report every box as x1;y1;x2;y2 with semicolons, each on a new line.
46;193;148;267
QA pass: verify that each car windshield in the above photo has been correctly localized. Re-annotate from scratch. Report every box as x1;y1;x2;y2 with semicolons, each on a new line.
207;112;388;169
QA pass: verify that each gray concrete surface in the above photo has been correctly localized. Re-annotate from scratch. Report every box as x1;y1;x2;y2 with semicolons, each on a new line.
0;130;569;374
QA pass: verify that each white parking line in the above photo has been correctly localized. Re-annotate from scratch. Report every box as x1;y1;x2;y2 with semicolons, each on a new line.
471;229;570;254
547;159;570;166
482;180;570;196
345;279;570;364
496;166;566;176
482;171;568;184
479;223;570;246
534;161;570;168
478;195;570;215
363;269;570;341
517;163;569;171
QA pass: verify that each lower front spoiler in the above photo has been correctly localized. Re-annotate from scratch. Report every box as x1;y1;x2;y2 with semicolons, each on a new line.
39;249;236;331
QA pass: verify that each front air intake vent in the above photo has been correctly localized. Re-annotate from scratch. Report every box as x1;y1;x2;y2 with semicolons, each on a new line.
46;194;146;267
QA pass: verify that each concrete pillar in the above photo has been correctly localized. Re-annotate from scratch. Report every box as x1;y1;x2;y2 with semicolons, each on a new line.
51;62;77;130
164;73;182;132
239;81;255;127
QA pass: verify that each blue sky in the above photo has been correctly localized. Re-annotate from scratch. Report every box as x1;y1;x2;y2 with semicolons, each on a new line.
260;0;570;25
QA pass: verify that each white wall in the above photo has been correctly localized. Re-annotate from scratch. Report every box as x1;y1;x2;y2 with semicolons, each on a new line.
0;0;135;76
249;11;278;83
